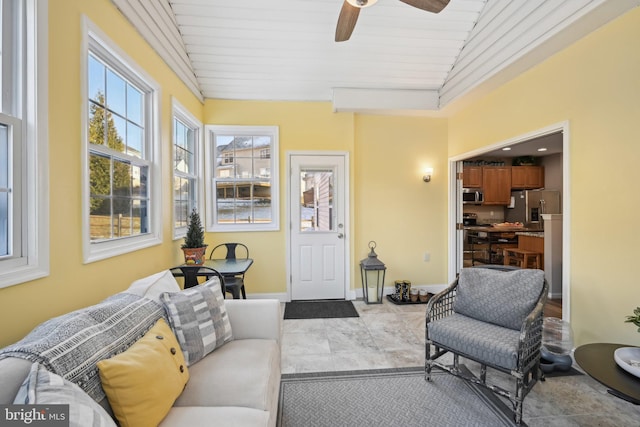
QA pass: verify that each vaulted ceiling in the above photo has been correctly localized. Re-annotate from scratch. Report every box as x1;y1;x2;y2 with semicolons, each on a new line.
111;0;638;114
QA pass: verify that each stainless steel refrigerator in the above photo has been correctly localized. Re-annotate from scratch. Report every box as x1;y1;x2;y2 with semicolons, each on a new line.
505;190;561;226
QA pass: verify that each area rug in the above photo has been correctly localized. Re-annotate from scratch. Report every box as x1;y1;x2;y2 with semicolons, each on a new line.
283;300;359;319
277;367;518;427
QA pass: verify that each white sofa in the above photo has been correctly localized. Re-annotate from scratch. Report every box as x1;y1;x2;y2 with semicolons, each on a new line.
0;271;282;427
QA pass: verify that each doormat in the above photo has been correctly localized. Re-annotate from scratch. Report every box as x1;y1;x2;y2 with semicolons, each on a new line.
284;300;359;320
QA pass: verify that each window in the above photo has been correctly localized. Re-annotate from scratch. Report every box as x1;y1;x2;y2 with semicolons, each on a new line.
205;126;279;232
173;100;202;238
83;20;161;263
0;0;49;289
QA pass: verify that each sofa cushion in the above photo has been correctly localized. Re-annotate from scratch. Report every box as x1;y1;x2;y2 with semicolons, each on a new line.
429;313;522;370
174;339;280;412
0;293;164;402
0;357;32;405
160;278;233;366
453;268;544;330
13;362;116;427
97;318;189;427
124;270;181;302
160;407;270;427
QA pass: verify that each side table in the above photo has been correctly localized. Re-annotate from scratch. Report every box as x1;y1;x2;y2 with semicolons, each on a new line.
574;343;640;404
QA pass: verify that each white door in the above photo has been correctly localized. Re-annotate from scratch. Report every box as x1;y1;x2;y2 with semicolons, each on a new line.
289;154;347;300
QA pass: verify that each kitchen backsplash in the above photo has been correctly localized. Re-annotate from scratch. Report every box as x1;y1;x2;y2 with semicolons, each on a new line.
463;205;505;224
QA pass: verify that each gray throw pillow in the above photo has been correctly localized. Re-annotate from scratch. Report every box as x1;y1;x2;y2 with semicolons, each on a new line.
13;363;116;427
453;268;544;330
160;277;233;366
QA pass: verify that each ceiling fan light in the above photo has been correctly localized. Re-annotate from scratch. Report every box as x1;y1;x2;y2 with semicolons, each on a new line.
346;0;378;8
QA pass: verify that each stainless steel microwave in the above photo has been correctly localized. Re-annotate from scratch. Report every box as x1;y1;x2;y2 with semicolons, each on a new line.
462;189;483;204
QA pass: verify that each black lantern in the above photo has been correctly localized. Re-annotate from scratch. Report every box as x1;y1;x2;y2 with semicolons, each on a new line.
360;241;386;304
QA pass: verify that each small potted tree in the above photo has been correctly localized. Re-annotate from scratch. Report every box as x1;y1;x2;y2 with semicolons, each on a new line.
181;209;207;265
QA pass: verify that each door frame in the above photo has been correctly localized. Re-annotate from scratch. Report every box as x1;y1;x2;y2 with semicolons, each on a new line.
285;151;351;302
448;121;571;320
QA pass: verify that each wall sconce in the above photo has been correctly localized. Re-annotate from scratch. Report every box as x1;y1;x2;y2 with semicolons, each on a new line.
423;168;433;183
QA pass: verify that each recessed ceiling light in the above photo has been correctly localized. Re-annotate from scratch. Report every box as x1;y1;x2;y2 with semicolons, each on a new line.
502;147;511;151
537;148;547;152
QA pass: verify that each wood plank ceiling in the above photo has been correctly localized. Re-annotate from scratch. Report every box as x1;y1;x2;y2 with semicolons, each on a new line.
111;0;639;113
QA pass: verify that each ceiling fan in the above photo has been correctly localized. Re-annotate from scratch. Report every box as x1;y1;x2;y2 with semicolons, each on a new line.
335;0;451;42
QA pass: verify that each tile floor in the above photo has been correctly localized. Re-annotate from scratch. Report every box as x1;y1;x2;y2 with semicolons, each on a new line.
280;298;640;426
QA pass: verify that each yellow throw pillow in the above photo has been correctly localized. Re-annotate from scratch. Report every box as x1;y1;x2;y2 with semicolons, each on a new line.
97;318;189;427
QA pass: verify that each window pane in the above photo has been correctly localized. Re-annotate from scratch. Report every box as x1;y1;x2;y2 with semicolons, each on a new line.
112;159;131;197
131;164;148;198
89;196;111;240
88;55;105;102
127;122;143;158
0;124;8;188
89;153;111;196
106;69;126;117
126;84;142;125
0;191;7;256
109;115;126;153
132;199;148;234
88;103;106;146
113;198;132;237
174;176;189;229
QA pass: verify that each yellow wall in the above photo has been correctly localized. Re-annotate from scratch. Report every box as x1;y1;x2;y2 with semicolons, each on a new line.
448;8;640;346
353;115;449;285
0;0;202;346
203;101;450;296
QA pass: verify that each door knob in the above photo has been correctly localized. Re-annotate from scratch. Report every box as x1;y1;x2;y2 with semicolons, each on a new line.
337;233;344;239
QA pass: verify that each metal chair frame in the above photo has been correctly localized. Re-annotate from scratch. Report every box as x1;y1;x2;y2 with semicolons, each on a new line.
209;243;249;299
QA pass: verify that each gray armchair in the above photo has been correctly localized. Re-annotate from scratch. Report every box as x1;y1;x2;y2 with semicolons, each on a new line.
425;266;548;425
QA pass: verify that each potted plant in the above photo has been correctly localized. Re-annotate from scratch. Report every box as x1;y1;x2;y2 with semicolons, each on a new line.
625;307;640;332
181;209;207;265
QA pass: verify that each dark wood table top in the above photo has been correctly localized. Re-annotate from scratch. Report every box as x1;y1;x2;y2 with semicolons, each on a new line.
574;343;640;404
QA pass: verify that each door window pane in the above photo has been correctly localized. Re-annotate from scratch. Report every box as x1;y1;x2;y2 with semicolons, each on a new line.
300;169;333;232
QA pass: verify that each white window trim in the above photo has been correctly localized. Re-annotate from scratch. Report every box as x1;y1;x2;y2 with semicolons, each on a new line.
172;98;203;240
0;0;49;289
81;17;162;263
205;125;280;232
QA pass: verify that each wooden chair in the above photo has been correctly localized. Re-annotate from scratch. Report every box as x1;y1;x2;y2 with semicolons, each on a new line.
209;243;249;299
503;248;542;269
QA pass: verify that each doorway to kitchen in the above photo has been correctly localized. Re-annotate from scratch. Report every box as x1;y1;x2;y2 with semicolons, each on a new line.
287;152;349;301
448;122;570;320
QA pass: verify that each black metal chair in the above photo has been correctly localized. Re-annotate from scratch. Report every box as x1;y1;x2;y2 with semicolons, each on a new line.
169;266;225;295
425;266;548;425
209;243;249;299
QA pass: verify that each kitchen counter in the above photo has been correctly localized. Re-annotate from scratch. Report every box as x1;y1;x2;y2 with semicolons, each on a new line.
464;226;542;233
515;231;544;237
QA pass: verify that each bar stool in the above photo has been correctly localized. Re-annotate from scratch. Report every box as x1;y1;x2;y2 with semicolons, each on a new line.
503;248;542;269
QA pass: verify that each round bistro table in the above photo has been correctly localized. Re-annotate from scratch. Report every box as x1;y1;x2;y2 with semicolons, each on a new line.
574;343;640;404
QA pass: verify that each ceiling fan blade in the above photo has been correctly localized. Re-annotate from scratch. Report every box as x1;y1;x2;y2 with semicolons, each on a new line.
335;1;360;42
399;0;450;13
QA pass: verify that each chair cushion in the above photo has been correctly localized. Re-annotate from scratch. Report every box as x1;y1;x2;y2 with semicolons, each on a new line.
429;313;522;370
160;277;233;366
454;268;544;330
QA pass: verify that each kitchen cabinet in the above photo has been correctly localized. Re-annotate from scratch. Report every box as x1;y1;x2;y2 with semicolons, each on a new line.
482;166;511;205
511;166;544;189
463;166;483;188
